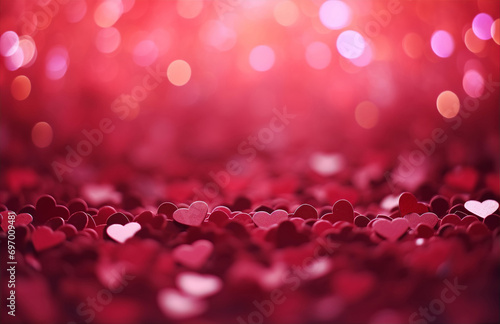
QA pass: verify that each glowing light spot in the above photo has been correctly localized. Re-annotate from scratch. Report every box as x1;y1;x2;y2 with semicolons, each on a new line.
305;41;331;70
94;0;123;28
415;238;425;246
319;0;351;30
65;0;87;23
249;45;275;72
5;47;24;71
18;36;37;67
177;0;204;19
355;101;379;129
0;31;19;56
431;30;454;58
167;60;191;86
350;42;372;67
310;153;344;176
462;70;484;98
32;122;53;148
133;40;158;66
11;75;31;101
96;27;121;53
199;20;237;51
436;91;460;118
336;30;365;59
402;32;424;59
274;1;300;27
472;13;493;40
45;46;69;80
464;28;485;54
491;19;500;45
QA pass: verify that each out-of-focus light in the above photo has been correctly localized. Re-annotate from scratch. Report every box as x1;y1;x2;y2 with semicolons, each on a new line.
274;1;300;27
0;31;19;56
96;28;121;53
65;0;87;23
464;28;485;53
319;0;351;30
11;75;31;101
355;101;379;129
167;60;191;86
133;40;158;66
492;19;500;45
32;122;53;148
309;153;344;176
94;0;123;28
336;30;365;59
402;32;424;59
472;13;493;40
18;36;37;67
431;30;454;58
350;43;372;67
177;0;204;19
199;20;237;51
249;45;275;72
436;91;460;118
305;41;331;70
5;47;24;71
462;70;484;98
46;46;69;80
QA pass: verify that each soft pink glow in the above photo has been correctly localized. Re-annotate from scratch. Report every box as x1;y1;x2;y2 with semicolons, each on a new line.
462;70;484;98
249;45;275;72
472;13;493;40
337;30;365;59
319;0;351;30
305;41;331;70
431;30;454;58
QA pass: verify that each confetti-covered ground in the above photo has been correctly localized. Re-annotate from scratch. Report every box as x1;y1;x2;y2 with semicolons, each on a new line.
1;0;500;323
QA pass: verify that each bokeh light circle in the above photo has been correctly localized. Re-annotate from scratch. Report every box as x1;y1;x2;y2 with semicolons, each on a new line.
177;0;204;19
94;0;123;28
32;122;53;148
96;27;121;53
18;36;37;67
462;70;484;98
249;45;275;72
436;91;460;118
319;0;351;30
167;60;191;86
472;13;493;40
355;101;379;129
402;33;424;59
431;30;454;58
199;20;237;51
0;31;19;57
491;19;500;45
11;75;31;101
305;41;331;70
133;40;159;66
464;28;485;53
45;46;69;80
336;30;365;59
274;1;300;27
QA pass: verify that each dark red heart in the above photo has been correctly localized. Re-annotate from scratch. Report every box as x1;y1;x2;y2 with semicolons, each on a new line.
293;204;318;220
322;199;354;224
399;192;428;216
373;218;409;242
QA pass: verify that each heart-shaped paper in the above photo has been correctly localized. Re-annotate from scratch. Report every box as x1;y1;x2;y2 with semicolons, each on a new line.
399;192;428;216
67;211;89;231
157;289;207;320
293;204;318;220
207;210;230;226
253;210;288;228
107;222;141;243
172;239;213;270
373;218;409;241
464;200;499;218
32;226;66;251
404;212;439;229
173;201;208;226
157;202;178;219
176;272;222;298
322;199;354;224
35;195;70;224
1;211;33;232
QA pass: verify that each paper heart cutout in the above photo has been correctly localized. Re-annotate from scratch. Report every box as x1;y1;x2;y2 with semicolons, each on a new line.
57;224;78;239
67;211;89;231
322;199;355;224
176;272;222;298
253;210;288;228
94;206;116;225
293;204;318;220
311;220;333;235
399;192;428;216
32;226;66;251
466;222;490;237
173;201;208;226
430;195;449;217
354;215;370;227
35;195;70;224
414;223;434;238
484;214;500;231
157;289;207;320
1;211;33;232
172;239;213;270
404;212;439;229
373;218;409;242
157;202;178;219
107;222;141;243
464;200;499;218
441;214;480;227
45;217;65;230
207;210;230;226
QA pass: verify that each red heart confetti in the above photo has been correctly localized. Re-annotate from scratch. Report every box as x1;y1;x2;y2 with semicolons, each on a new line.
172;239;213;270
32;226;66;252
373;218;410;242
173;201;209;226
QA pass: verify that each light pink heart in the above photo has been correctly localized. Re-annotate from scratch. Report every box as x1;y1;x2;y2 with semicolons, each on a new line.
172;240;213;270
157;289;207;320
176;272;222;298
253;210;288;228
464;200;499;218
107;222;141;243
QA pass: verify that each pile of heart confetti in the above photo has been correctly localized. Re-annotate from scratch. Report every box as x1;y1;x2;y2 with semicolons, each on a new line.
1;190;499;324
